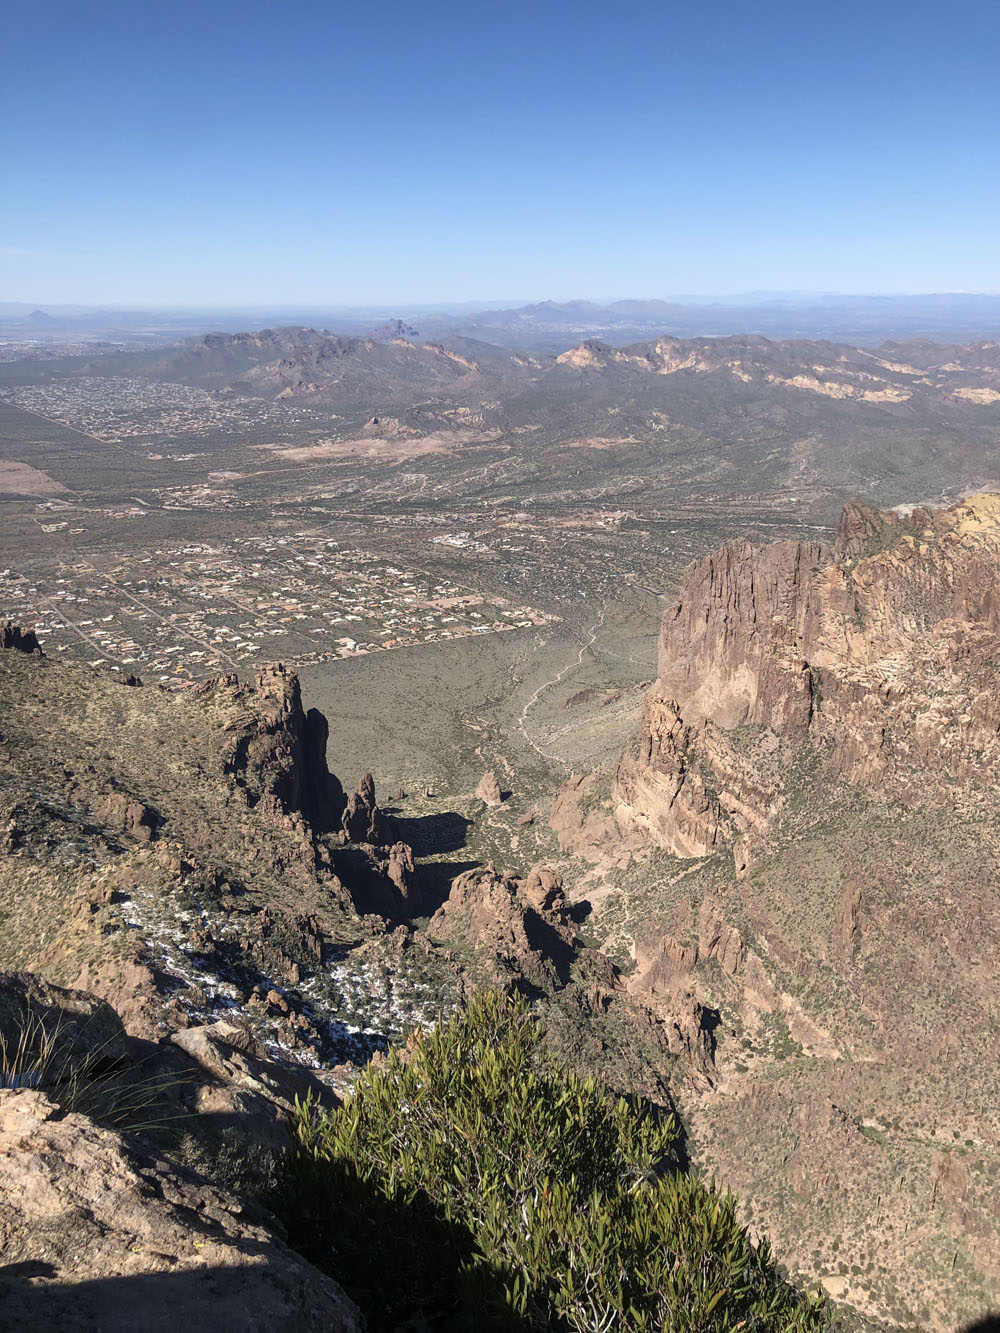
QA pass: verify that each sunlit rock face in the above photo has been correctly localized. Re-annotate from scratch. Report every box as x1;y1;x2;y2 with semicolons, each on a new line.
613;493;1000;856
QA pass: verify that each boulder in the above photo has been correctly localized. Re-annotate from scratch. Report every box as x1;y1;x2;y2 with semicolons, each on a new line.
0;1090;362;1331
0;971;130;1088
100;790;157;841
168;1020;337;1154
474;770;503;807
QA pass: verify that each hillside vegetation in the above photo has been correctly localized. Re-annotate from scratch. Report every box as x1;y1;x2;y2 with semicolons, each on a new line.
280;990;826;1331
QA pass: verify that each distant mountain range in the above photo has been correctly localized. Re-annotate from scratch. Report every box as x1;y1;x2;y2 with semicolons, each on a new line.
6;322;998;408
445;294;1000;350
4;292;1000;351
3;324;999;516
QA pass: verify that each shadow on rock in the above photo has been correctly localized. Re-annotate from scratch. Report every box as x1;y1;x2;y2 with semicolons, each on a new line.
0;1264;358;1333
393;809;472;856
0;1088;362;1332
409;857;481;918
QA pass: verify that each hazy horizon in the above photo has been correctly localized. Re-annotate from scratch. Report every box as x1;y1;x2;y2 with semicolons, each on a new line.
4;290;1000;318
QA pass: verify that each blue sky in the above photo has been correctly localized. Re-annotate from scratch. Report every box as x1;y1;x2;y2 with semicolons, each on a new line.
2;0;998;305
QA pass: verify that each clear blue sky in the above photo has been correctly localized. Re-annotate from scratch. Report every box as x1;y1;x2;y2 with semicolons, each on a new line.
2;0;998;305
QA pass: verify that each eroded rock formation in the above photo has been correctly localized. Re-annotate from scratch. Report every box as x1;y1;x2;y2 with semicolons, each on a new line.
614;493;1000;856
427;861;585;994
475;769;503;806
428;861;717;1085
219;664;347;835
341;771;387;842
0;621;42;655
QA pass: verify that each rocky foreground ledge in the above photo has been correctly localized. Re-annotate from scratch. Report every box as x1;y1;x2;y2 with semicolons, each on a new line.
0;1087;361;1332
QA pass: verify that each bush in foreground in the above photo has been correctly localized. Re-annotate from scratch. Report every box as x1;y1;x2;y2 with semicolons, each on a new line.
279;990;826;1331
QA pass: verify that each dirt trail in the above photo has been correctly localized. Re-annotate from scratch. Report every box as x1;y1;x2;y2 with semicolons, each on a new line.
516;607;606;765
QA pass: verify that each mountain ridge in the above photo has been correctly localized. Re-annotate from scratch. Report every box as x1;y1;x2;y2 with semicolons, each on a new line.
554;491;1000;1327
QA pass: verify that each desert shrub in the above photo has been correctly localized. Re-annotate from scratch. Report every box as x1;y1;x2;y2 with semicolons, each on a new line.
279;990;826;1331
169;1124;282;1200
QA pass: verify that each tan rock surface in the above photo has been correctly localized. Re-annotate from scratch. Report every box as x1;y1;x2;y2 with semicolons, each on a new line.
168;1020;338;1153
474;769;503;806
614;493;1000;855
0;1090;362;1331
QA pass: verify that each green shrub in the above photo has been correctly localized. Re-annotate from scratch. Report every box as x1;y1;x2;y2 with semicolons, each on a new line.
279;991;825;1330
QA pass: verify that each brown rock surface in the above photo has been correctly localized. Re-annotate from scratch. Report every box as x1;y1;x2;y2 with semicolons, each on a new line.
474;769;503;806
428;861;713;1092
341;770;387;842
548;771;619;858
384;840;415;897
427;861;581;993
70;956;165;1041
168;1020;337;1153
615;492;1000;854
605;493;1000;1327
0;645;438;1069
221;662;347;837
0;1090;361;1331
100;789;157;841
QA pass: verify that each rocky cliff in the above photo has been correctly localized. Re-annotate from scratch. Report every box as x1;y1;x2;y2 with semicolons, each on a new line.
614;492;1000;859
0;626;703;1099
0;639;420;1063
601;494;1000;1328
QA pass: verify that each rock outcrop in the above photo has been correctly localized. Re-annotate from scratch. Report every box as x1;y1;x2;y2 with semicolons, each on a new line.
100;789;158;841
630;895;745;997
549;772;619;858
341;771;387;842
428;861;584;993
0;644;427;1072
220;664;347;835
0;1090;361;1331
0;969;336;1159
383;841;415;897
215;670;404;872
168;1019;338;1154
603;494;1000;1326
474;769;503;806
427;862;716;1087
0;621;42;655
614;493;1000;856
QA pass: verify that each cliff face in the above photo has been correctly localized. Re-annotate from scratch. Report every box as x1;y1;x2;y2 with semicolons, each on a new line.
606;495;1000;1328
614;493;1000;857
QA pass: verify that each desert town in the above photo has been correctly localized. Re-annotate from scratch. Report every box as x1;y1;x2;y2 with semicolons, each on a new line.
0;532;554;684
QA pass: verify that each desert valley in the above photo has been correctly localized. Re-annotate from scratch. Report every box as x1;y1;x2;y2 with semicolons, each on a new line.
1;306;999;1329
